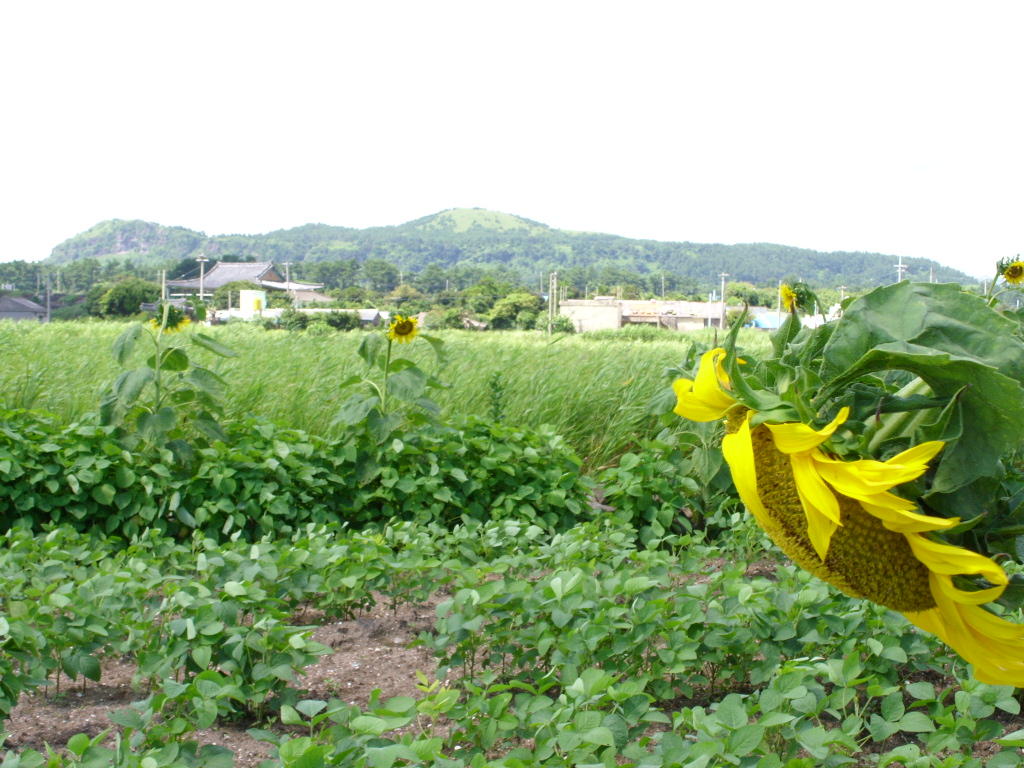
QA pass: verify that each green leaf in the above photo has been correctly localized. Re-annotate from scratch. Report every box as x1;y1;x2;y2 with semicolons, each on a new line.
820;283;1024;496
350;715;389;736
113;368;156;410
91;484;116;505
386;366;427;402
727;723;765;756
186;366;227;399
358;333;386;369
335;393;379;426
137;407;177;442
111;323;143;364
418;333;447;366
581;726;616;746
191;333;238;358
155;347;190;372
896;711;935;733
280;704;305;725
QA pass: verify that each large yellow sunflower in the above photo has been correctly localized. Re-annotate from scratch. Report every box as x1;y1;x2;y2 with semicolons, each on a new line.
675;348;1024;685
1003;260;1024;286
387;314;419;344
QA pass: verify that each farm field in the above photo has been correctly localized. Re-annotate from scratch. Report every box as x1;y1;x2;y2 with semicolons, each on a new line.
0;322;769;472
2;316;1024;767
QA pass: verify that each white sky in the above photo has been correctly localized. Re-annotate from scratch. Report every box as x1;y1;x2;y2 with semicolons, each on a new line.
2;2;1021;279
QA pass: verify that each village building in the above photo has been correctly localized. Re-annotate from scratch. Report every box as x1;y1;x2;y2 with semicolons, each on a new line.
0;295;47;322
558;299;753;333
165;261;325;300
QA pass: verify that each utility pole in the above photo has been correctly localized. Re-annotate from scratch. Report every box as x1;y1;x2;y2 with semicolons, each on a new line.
283;261;293;304
662;273;665;299
196;254;209;301
548;272;558;334
719;272;729;328
894;255;908;283
45;274;51;323
161;270;167;300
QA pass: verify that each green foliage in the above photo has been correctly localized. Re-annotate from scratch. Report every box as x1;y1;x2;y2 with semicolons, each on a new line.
98;278;162;317
0;518;1022;765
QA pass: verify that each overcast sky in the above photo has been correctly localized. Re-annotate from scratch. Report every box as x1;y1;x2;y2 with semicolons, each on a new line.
2;2;1020;279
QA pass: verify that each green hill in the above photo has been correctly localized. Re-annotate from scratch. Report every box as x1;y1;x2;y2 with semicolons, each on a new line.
44;208;972;291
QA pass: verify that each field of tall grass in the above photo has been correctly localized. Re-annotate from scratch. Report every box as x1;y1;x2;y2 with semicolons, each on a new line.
0;320;771;469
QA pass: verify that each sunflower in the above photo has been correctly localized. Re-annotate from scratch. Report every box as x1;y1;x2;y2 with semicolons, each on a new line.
148;315;191;334
780;284;798;313
675;348;1024;685
387;314;419;344
1003;260;1024;286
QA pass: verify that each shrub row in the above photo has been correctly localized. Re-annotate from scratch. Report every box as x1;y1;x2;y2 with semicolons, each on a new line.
0;408;592;540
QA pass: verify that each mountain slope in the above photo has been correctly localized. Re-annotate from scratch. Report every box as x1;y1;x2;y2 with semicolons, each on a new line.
44;208;972;290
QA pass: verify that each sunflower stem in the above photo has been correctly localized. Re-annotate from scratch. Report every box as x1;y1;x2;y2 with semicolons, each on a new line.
381;337;394;416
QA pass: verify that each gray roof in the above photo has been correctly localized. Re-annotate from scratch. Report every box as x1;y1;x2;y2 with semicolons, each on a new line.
0;296;46;313
166;262;325;292
166;262;282;290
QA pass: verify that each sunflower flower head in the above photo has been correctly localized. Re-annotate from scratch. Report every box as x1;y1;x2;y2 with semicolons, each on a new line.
387;314;419;344
1003;258;1024;285
677;347;1024;686
148;315;191;334
780;284;798;313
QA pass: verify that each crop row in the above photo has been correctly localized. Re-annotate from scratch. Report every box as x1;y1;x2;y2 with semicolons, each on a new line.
2;518;1024;767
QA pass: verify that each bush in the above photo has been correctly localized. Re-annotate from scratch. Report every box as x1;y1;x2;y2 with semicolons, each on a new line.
0;409;594;541
323;311;362;331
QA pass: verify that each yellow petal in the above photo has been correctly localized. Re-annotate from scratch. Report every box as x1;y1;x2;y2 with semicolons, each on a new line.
789;453;841;560
673;379;735;422
766;408;850;454
672;348;738;422
859;498;961;534
905;573;1024;687
721;411;769;527
906;534;1008;586
693;349;739;408
814;455;927;495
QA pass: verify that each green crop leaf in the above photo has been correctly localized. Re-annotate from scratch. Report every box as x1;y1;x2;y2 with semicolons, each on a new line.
358;333;386;369
111;323;143;365
386;367;427;402
191;333;238;358
149;347;190;372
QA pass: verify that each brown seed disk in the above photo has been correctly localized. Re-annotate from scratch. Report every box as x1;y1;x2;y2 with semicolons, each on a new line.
744;420;936;614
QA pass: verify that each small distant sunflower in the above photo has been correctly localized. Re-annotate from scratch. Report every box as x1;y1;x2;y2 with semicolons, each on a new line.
674;348;1024;685
780;284;798;313
387;314;419;344
149;314;191;334
1003;259;1024;285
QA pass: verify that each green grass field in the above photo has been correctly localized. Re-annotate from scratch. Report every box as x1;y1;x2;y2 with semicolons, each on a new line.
0;320;771;469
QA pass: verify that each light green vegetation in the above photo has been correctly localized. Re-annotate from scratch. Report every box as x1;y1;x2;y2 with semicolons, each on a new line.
2;518;1021;767
0;321;771;469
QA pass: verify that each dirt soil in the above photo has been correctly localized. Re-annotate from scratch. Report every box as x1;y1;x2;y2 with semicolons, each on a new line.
4;594;443;767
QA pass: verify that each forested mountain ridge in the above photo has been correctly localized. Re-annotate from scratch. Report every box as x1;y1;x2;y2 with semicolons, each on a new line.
43;208;971;291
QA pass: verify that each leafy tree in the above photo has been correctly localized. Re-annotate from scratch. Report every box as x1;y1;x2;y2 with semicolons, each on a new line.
362;259;399;293
489;292;541;330
412;262;449;293
463;276;513;314
99;278;162;317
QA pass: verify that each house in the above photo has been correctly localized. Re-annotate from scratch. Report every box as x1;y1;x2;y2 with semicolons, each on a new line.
0;295;47;322
559;299;746;333
166;262;324;298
